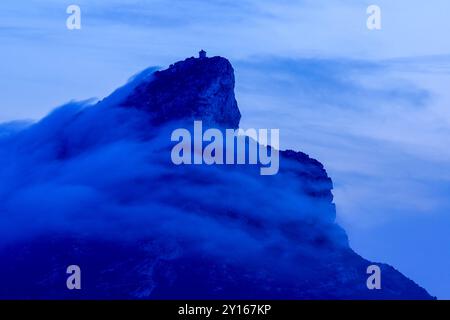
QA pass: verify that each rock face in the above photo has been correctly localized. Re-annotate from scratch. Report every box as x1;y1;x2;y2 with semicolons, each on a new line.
121;56;241;128
0;55;434;299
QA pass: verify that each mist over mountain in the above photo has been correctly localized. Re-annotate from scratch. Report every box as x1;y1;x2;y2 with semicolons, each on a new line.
0;55;433;299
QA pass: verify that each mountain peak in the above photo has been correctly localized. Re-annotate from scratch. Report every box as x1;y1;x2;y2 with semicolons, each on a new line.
0;54;434;300
121;55;241;128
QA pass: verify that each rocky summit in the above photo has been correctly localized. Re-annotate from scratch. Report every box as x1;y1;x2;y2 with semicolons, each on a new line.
122;56;241;129
0;54;434;299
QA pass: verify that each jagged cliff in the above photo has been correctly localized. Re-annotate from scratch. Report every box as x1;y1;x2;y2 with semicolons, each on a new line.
122;56;241;129
0;55;433;299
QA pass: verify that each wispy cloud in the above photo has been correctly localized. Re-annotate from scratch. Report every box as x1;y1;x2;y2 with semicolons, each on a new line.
1;0;450;298
234;55;450;298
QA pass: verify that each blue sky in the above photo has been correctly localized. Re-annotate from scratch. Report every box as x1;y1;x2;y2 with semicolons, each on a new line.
1;0;450;298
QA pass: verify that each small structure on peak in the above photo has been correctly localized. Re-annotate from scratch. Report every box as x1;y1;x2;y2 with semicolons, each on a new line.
199;50;207;59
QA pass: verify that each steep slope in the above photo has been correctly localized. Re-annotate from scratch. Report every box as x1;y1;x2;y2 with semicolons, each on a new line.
0;55;433;299
121;56;241;128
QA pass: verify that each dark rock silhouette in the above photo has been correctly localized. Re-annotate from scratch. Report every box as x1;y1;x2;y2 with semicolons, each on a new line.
122;56;241;129
0;55;434;299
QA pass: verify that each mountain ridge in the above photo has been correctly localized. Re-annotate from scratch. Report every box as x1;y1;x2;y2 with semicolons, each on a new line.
0;54;434;299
